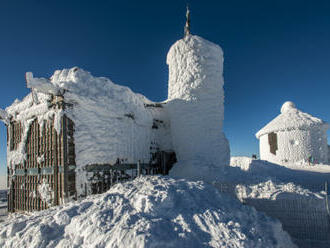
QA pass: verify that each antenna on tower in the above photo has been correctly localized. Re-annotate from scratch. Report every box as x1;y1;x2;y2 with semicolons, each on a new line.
184;4;190;38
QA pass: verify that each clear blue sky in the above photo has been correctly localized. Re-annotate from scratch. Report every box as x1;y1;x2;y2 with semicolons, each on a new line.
0;0;330;177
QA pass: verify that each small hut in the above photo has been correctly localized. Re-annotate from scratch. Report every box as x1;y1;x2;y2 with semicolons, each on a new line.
256;101;329;165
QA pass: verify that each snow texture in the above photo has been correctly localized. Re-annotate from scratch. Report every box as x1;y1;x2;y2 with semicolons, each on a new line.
0;176;295;248
256;101;328;138
38;179;54;206
167;35;230;181
0;108;9;125
26;72;61;96
256;101;329;165
5;67;174;196
235;180;326;202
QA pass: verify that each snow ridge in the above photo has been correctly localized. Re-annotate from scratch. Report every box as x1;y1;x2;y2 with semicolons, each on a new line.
0;176;295;248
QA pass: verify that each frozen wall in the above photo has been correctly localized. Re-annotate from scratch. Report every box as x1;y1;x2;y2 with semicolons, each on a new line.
259;127;328;165
166;35;230;181
5;68;157;197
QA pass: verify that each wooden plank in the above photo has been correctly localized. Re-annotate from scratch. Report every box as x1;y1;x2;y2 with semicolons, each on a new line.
53;126;58;206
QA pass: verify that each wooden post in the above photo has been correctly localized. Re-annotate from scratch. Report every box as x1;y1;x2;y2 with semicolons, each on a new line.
137;161;141;177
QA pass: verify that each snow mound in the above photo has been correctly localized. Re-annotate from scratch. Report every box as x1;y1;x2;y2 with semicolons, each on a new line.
235;180;326;201
0;176;295;248
280;101;295;114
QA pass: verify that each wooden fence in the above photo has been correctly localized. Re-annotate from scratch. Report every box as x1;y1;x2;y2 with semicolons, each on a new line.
7;115;76;213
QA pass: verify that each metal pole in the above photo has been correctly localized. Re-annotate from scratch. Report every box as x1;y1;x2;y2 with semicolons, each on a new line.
326;181;329;216
137;161;141;177
325;181;330;238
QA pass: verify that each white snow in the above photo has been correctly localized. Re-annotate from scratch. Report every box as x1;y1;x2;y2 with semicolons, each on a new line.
256;101;329;165
50;68;156;196
256;101;328;138
0;176;295;248
235;180;326;201
167;35;230;182
26;72;61;96
6;67;173;196
38;179;54;206
0;109;9;125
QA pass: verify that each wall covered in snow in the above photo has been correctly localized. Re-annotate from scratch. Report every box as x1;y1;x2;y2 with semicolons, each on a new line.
4;67;174;198
259;128;328;165
166;35;230;182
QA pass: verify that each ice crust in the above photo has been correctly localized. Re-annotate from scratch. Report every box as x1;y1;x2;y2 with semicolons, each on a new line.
166;35;230;181
0;176;295;248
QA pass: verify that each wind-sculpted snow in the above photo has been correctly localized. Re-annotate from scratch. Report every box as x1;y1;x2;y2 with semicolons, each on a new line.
0;176;295;248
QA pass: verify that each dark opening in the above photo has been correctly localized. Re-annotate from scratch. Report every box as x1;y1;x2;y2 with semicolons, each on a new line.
268;132;278;155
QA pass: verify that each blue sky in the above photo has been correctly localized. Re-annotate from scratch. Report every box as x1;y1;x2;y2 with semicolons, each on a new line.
0;0;330;177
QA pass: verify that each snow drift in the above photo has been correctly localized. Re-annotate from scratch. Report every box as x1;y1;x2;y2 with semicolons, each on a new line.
0;176;295;248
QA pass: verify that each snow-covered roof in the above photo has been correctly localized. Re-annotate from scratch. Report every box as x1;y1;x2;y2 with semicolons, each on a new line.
256;101;328;139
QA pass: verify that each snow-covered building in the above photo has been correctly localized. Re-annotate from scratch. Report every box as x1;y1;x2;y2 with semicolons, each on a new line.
256;101;329;165
0;9;230;212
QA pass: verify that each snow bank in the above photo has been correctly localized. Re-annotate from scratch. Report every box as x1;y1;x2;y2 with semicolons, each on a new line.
235;180;326;201
0;176;295;248
167;35;230;181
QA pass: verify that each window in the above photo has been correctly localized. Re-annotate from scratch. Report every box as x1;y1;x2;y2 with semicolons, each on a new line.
268;132;278;155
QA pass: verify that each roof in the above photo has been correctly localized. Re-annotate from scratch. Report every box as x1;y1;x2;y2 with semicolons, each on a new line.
256;101;328;139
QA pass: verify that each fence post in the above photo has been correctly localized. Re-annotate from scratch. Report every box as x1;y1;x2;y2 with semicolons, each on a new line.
326;181;329;217
137;161;141;177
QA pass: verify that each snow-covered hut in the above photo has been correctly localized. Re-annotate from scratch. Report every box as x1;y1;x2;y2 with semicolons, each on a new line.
1;68;176;212
256;101;329;165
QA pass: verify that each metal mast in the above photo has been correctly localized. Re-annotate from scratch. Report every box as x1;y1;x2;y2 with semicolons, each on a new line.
184;5;190;38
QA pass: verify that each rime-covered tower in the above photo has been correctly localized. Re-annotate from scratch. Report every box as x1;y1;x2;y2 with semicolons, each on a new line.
166;8;230;181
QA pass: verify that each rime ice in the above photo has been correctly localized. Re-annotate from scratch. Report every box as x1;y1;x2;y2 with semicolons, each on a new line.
256;101;329;166
166;35;230;181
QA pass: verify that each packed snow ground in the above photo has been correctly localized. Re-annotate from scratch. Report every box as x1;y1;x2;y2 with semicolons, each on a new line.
0;176;295;248
228;157;330;192
228;157;330;247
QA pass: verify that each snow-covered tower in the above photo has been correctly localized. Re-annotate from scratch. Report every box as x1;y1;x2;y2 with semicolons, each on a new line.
256;101;329;165
166;8;230;181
